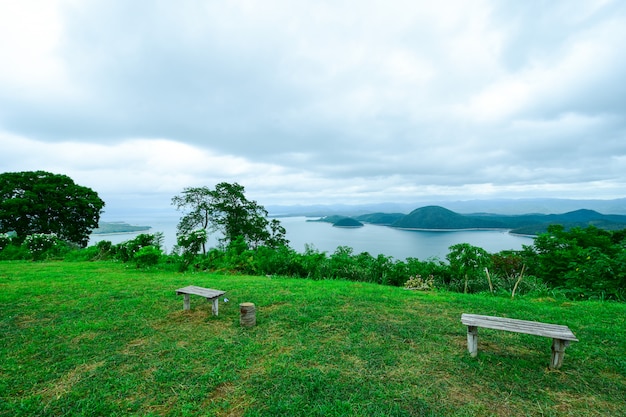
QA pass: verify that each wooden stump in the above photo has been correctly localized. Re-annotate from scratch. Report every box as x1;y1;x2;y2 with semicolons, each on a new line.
240;303;256;327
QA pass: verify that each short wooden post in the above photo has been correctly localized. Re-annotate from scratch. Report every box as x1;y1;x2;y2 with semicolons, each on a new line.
467;326;478;357
183;294;191;310
212;298;219;316
240;303;256;327
550;339;569;370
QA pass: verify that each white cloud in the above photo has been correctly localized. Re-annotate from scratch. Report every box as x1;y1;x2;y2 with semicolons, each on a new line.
0;0;77;98
1;0;625;210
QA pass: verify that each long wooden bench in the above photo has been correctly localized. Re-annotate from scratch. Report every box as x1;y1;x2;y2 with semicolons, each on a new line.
176;286;226;316
461;313;578;369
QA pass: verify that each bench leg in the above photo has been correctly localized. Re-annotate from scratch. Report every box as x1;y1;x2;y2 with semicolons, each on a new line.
212;298;219;316
550;339;570;370
467;326;478;357
183;294;190;310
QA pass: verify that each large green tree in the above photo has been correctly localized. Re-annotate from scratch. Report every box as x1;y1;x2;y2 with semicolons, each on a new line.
0;171;105;247
171;186;214;254
528;225;626;298
172;182;288;253
446;243;492;293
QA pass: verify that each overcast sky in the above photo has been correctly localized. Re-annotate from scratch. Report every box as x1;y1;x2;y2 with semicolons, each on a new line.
1;0;625;215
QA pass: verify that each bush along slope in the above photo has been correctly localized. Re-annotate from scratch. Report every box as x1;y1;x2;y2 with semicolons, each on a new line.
0;225;624;300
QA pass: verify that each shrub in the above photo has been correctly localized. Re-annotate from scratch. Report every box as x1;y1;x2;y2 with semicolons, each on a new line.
175;229;208;271
64;240;114;262
0;233;11;251
527;225;626;299
404;257;451;288
176;229;207;255
134;245;162;268
0;242;30;260
113;233;163;263
23;233;73;260
404;275;434;291
447;243;492;294
251;245;306;277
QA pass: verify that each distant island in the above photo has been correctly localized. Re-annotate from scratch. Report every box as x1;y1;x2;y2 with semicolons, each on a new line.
332;218;363;228
313;206;626;235
91;221;151;235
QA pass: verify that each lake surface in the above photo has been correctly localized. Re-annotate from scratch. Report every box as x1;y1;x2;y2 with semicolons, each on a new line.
90;216;535;261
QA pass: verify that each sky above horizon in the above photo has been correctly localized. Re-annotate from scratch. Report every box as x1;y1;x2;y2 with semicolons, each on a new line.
2;0;626;215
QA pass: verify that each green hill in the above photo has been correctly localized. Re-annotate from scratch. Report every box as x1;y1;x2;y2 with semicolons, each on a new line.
390;206;626;234
306;206;626;234
332;218;363;227
311;216;365;227
392;206;505;229
355;212;405;225
308;215;347;224
1;261;625;416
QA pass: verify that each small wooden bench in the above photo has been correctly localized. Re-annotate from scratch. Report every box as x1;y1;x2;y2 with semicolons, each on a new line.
461;313;578;369
175;286;226;316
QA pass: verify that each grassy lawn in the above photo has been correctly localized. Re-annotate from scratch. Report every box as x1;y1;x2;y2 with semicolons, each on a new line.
1;261;624;416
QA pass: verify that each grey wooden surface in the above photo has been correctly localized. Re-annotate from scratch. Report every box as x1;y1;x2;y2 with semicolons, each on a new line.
461;313;578;341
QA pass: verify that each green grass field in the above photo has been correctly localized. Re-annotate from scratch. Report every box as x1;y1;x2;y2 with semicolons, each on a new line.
1;261;624;416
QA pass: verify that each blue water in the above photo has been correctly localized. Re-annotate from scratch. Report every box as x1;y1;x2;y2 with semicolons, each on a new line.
90;216;535;261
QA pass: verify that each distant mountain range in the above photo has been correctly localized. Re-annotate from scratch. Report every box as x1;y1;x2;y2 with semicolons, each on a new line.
268;197;626;216
315;205;626;235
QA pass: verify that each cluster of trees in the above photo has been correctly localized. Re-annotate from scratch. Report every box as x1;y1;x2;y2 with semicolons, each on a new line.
0;171;104;247
527;225;626;299
171;182;288;252
1;171;625;300
170;182;288;269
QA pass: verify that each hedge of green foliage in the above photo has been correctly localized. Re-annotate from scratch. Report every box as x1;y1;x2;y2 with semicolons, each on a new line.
1;226;624;300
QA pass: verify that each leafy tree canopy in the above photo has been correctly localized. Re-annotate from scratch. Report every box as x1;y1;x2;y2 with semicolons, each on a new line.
447;243;492;279
0;171;105;247
172;182;288;253
527;225;626;298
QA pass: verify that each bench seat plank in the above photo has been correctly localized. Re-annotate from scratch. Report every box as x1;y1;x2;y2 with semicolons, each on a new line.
176;285;226;315
176;285;225;299
461;313;578;341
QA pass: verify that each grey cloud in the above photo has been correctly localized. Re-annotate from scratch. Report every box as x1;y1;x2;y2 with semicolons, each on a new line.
1;0;625;206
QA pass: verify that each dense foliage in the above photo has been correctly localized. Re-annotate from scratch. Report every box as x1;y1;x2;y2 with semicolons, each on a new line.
0;171;105;247
2;221;625;300
523;225;626;299
171;182;288;254
333;218;364;227
0;177;623;300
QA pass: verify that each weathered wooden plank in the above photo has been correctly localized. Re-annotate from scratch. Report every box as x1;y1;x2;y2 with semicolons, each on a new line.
176;285;225;300
461;313;578;341
176;285;226;315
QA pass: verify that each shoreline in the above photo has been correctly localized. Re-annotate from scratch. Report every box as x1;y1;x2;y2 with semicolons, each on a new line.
91;228;152;236
392;226;538;237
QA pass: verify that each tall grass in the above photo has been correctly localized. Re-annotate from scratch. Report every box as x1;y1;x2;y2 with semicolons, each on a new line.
1;261;624;416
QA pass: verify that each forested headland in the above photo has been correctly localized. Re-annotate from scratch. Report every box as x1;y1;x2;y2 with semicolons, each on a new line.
92;221;151;234
317;205;626;235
